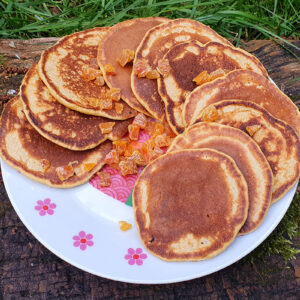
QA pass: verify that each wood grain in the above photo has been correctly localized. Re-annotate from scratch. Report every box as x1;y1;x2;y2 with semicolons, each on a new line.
0;38;299;299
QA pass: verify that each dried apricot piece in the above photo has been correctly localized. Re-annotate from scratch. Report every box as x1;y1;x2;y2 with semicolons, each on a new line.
94;76;105;86
99;122;115;134
193;70;210;85
128;124;140;141
104;64;116;75
201;105;220;122
124;144;134;157
144;121;156;135
81;66;102;81
155;134;171;147
157;58;171;77
99;98;113;110
105;149;119;165
119;159;138;176
149;146;164;161
115;102;124;114
129;140;143;150
97;171;111;187
132;113;147;129
117;49;135;67
106;88;121;101
129;150;147;166
84;163;96;172
113;140;128;155
41;159;50;172
133;59;151;78
119;221;132;231
153;123;165;137
146;70;160;79
56;165;74;181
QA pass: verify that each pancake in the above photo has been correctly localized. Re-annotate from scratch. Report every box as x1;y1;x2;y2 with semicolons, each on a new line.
168;122;273;235
21;64;132;151
97;17;168;115
158;41;268;134
198;100;300;202
133;149;248;261
38;27;136;119
131;18;232;121
0;97;112;188
183;70;300;136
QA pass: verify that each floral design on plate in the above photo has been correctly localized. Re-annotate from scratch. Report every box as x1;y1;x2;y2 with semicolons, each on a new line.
125;248;147;265
34;198;56;216
73;231;94;251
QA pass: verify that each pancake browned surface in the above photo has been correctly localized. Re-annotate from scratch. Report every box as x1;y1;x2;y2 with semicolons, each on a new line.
183;70;300;136
21;64;131;151
131;18;232;121
0;97;112;188
38;27;136;119
98;17;168;115
168;122;273;235
158;41;268;134
199;100;300;203
133;149;248;261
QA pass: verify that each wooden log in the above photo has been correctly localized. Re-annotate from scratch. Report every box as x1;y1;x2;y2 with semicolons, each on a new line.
0;38;299;298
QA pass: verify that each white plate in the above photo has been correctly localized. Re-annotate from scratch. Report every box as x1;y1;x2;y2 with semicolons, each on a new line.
1;159;297;284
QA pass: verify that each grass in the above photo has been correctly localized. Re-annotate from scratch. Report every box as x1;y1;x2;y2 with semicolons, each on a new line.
0;0;299;51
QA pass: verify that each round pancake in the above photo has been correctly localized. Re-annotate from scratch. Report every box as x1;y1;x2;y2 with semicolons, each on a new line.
183;70;300;136
38;27;136;119
0;97;112;188
198;100;300;202
168;122;273;235
131;18;232;121
21;64;132;151
158;41;268;134
97;17;168;115
133;149;248;261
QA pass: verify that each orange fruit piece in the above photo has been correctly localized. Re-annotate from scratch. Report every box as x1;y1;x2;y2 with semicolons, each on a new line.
201;105;220;122
133;113;147;129
157;58;171;77
99;98;113;110
41;159;50;172
128;124;140;141
119;159;138;176
129;150;147;166
146;70;160;79
81;66;102;81
56;165;74;181
149;146;164;161
115;102;124;114
193;70;210;85
84;163;96;172
99;122;115;134
97;171;111;187
155;134;171;147
106;88;121;101
105;149;119;165
113;140;128;155
117;49;135;67
94;76;105;86
119;221;132;231
133;59;151;78
104;64;116;75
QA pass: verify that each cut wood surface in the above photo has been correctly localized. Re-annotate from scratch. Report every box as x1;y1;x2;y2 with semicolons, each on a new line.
0;38;299;299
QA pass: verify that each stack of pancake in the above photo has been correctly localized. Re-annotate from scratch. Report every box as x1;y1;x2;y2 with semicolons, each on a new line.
0;18;299;261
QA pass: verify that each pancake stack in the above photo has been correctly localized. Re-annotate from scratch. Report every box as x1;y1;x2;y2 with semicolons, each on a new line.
0;18;299;261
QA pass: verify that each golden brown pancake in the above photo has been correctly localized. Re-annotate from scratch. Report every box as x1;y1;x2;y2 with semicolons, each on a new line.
21;64;132;151
168;122;273;235
97;17;168;115
134;149;248;261
158;41;268;134
38;27;136;119
199;100;300;202
183;70;300;136
0;97;112;188
131;18;232;121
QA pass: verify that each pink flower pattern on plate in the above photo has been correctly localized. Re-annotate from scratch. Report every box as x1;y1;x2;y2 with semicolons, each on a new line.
125;248;147;265
73;231;94;250
34;198;56;216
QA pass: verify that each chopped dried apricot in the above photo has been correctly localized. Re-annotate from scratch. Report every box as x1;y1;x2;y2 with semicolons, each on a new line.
97;171;111;187
193;70;211;86
106;88;121;101
144;121;156;135
119;159;138;176
119;221;132;231
81;66;102;81
201;105;220;122
134;59;151;78
129;150;147;166
149;146;164;161
99;98;113;110
84;163;96;172
115;102;124;114
155;134;171;147
129;140;144;150
124;144;134;157
153;123;165;137
128;124;140;141
94;75;105;86
157;58;171;77
104;64;116;75
209;68;225;81
56;165;74;181
41;159;50;171
99;122;115;134
113;140;128;155
117;49;135;67
141;139;155;160
146;70;160;79
133;113;147;129
105;149;119;164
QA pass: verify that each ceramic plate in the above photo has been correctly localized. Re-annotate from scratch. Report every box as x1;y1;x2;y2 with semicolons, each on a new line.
1;158;297;284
